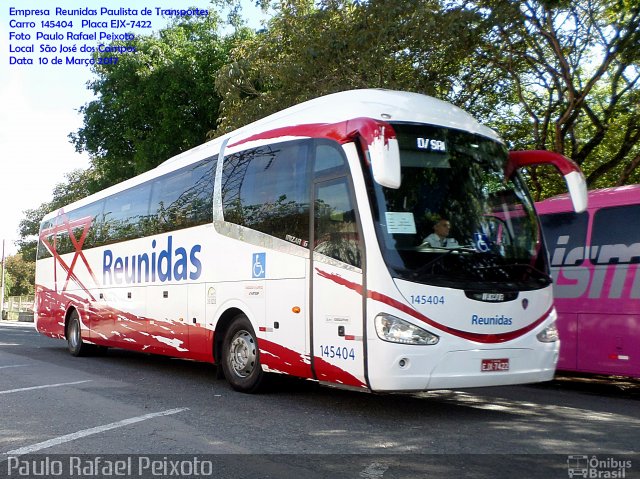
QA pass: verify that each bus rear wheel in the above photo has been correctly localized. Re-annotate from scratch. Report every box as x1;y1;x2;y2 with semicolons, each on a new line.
221;314;265;393
66;310;90;357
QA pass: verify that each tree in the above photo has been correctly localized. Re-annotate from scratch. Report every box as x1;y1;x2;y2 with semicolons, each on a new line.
70;13;239;190
211;0;496;136
0;273;13;304
4;254;35;297
19;14;240;259
472;0;640;198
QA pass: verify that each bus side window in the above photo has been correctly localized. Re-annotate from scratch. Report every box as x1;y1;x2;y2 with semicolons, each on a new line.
314;142;346;174
222;140;311;247
591;205;640;265
314;179;361;268
150;169;193;232
37;219;55;260
539;212;588;267
188;159;216;225
68;201;105;251
149;158;216;235
103;184;151;243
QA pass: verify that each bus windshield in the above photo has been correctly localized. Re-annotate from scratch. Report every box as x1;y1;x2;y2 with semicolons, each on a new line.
371;123;549;291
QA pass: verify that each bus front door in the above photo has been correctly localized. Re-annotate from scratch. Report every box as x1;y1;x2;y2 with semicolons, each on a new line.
311;178;367;390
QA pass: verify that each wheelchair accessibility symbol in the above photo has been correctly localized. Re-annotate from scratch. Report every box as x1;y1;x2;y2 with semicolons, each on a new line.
252;253;266;279
473;233;491;253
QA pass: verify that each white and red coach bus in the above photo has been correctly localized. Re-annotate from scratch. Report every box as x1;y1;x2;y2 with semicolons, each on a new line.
35;89;587;393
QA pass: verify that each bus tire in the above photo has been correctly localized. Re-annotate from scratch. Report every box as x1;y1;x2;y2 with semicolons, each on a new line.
66;309;90;357
221;314;265;393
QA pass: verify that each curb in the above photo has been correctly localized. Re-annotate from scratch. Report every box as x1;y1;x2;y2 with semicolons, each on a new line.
0;320;35;328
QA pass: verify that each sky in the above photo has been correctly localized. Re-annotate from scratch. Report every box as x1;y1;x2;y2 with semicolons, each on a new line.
0;0;266;256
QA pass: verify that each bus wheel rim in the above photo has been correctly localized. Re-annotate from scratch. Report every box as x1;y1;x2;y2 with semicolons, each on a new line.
228;330;256;378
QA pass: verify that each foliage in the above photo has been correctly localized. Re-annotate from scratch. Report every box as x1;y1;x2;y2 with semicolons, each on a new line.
69;13;238;190
4;254;35;296
211;0;497;136
19;14;237;260
470;0;640;198
0;273;13;303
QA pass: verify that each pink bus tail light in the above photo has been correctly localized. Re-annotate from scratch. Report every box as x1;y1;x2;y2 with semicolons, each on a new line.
508;150;588;213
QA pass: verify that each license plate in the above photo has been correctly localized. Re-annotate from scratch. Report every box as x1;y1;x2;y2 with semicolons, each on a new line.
481;358;509;372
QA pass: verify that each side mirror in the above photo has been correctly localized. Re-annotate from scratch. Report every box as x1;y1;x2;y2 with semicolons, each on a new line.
508;150;588;213
347;118;401;189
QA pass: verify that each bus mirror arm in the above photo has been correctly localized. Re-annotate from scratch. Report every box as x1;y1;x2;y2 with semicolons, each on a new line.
508;150;588;213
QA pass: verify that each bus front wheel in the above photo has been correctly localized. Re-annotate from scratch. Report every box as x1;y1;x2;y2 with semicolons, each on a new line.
221;314;265;393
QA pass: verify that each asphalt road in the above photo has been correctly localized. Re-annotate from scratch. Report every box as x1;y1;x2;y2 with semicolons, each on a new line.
0;321;638;478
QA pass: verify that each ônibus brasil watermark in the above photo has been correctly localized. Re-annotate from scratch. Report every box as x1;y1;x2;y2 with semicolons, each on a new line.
567;455;633;479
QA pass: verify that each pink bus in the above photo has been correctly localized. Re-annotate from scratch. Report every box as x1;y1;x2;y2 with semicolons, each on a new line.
536;185;640;378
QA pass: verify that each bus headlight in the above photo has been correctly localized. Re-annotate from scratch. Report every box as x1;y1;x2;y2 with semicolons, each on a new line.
536;321;559;343
374;314;439;345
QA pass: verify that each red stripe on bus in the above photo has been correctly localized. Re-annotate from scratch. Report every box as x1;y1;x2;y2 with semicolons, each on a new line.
227;118;397;161
315;268;551;344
